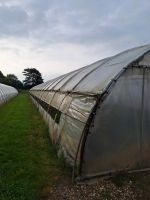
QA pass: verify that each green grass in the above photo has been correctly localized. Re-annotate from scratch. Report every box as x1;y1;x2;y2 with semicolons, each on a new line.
0;92;69;200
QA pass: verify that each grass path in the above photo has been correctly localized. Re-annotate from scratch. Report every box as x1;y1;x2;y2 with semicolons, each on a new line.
0;92;68;200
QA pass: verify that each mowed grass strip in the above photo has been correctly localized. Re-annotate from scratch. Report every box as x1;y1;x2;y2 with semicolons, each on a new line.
0;92;68;200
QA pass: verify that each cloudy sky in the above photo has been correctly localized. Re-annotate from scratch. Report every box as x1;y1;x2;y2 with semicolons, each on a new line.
0;0;149;81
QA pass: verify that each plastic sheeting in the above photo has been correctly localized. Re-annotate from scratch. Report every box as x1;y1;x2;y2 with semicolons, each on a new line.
32;45;150;95
0;83;18;105
139;51;150;66
82;67;150;178
30;91;96;164
30;44;150;179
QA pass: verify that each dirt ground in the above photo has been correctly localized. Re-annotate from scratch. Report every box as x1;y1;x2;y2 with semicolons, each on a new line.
47;172;150;200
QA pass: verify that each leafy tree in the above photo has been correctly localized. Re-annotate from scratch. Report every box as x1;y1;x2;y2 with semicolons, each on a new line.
0;71;4;78
6;74;23;89
7;74;18;81
0;71;23;90
23;68;43;89
0;71;5;84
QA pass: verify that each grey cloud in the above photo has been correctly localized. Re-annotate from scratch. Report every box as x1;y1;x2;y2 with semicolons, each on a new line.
0;0;149;49
0;5;29;37
31;0;149;47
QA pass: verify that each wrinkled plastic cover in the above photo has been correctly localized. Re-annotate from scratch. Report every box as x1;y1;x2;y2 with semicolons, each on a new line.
30;89;96;163
0;83;18;105
82;67;150;178
30;45;150;166
31;45;150;95
139;51;150;66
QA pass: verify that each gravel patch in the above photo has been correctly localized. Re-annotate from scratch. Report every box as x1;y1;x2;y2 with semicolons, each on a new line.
48;177;142;200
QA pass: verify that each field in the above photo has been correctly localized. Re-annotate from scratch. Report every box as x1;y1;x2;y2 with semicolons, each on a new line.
0;92;68;200
1;92;150;200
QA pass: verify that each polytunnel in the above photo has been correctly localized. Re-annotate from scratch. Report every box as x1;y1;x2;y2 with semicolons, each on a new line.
0;83;18;105
30;44;150;180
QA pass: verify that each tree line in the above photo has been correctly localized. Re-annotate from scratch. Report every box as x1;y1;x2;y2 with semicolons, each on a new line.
0;68;43;90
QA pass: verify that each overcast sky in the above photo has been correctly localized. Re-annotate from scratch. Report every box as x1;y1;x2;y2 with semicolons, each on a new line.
0;0;149;81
